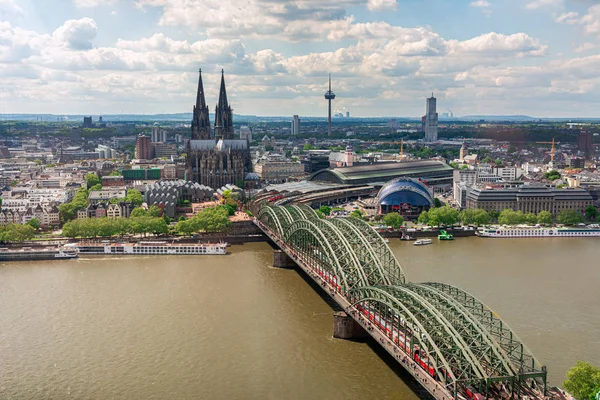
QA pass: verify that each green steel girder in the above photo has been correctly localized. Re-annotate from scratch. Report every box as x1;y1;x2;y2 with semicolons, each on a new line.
375;285;488;382
341;217;406;285
329;219;392;287
406;283;517;381
295;204;320;220
348;286;468;394
257;206;285;237
284;205;305;223
284;219;370;292
423;283;544;376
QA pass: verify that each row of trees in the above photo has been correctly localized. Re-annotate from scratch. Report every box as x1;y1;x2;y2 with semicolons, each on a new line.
174;207;231;234
58;187;89;223
417;207;591;227
62;216;169;238
0;224;36;243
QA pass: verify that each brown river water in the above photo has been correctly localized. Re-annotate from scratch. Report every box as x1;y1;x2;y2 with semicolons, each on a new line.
0;237;598;400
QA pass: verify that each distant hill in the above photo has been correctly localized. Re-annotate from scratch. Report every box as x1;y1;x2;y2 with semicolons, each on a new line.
459;115;536;121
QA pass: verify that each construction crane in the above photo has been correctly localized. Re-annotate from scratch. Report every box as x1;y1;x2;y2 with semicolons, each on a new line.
374;140;406;157
536;138;560;163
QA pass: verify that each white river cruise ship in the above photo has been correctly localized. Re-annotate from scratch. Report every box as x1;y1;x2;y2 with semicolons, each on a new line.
477;226;600;238
73;241;227;255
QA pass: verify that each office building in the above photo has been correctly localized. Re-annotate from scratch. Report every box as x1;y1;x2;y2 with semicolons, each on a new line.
291;115;300;135
466;184;593;215
424;94;438;141
578;131;593;159
135;135;152;160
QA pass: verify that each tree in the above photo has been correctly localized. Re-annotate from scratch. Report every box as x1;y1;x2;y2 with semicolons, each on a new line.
433;198;442;208
489;210;500;221
460;209;490;226
563;361;600;400
498;209;525;225
545;170;562;181
148;205;162;218
125;189;144;207
383;213;404;229
85;172;100;189
319;205;332;216
537;210;553;225
586;205;598;221
418;210;429;225
557;209;584;226
130;208;148;218
109;171;122;176
303;143;316;151
26;218;41;230
89;183;102;191
58;203;75;223
349;209;364;219
0;224;35;242
524;213;538;225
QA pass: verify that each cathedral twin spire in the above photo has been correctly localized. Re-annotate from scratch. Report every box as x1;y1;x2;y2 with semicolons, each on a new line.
191;69;233;140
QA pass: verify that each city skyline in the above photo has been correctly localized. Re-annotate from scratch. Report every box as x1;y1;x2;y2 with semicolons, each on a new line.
2;0;600;117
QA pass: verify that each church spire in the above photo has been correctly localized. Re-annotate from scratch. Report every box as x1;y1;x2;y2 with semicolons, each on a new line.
214;69;233;140
217;69;228;110
196;68;207;110
191;67;211;140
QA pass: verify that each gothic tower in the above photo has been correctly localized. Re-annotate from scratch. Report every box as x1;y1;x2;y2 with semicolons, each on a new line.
214;69;234;140
191;69;211;140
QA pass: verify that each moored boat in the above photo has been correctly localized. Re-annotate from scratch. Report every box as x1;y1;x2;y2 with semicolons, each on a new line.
413;239;432;246
477;226;600;238
437;229;454;240
0;246;78;262
74;240;227;255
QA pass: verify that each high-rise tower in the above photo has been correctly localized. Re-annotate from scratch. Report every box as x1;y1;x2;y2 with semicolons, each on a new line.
324;74;336;136
191;69;211;140
424;93;438;142
214;69;234;140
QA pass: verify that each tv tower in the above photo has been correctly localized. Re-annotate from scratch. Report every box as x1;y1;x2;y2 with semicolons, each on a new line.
324;74;336;136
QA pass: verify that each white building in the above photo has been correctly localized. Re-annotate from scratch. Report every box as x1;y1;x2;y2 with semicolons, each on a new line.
291;115;300;135
492;166;523;181
424;94;438;142
96;144;117;159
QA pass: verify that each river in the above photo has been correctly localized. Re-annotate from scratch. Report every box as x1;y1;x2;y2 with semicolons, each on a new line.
0;237;598;400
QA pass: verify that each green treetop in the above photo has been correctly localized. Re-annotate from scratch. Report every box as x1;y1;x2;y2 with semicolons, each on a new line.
537;210;553;225
383;212;404;229
557;209;584;226
125;189;144;207
85;173;100;189
563;361;600;400
498;209;525;225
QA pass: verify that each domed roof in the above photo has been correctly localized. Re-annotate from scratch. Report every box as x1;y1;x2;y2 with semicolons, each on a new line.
377;178;434;207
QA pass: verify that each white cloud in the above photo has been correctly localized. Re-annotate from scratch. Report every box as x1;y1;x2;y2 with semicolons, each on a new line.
53;18;98;50
367;0;398;12
580;5;600;35
470;0;490;6
73;0;119;7
525;0;563;10
0;0;23;19
574;42;597;53
555;11;579;24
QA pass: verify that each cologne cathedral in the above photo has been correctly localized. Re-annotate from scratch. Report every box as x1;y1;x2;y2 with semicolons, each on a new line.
186;69;251;188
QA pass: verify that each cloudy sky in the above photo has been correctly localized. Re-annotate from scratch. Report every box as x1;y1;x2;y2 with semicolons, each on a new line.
1;0;600;118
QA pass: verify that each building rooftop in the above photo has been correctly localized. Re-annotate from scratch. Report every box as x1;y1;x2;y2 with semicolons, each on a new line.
309;160;453;185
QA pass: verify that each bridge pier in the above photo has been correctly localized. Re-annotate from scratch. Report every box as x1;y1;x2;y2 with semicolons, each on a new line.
333;311;368;340
273;250;297;269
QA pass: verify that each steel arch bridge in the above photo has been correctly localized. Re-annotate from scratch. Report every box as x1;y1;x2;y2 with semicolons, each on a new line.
255;205;550;400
